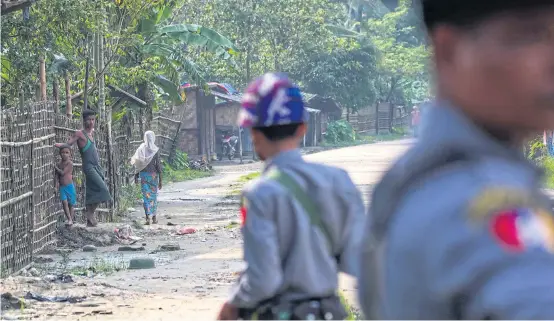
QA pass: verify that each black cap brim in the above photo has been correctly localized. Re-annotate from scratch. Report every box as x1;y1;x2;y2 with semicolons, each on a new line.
421;0;554;30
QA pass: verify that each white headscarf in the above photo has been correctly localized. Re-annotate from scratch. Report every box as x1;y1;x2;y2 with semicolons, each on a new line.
131;131;159;173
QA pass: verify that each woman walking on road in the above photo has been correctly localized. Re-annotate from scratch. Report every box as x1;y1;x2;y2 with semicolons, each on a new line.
131;130;163;225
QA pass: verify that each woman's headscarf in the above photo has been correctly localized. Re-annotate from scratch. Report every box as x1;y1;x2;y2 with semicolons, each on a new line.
131;131;159;173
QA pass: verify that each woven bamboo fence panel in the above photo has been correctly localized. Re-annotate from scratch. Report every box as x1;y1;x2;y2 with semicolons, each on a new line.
1;105;35;276
151;112;181;160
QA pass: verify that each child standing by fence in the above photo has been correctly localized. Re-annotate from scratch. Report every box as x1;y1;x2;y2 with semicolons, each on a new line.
55;144;76;226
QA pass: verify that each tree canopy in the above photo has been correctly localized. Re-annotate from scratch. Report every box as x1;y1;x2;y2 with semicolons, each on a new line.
0;0;430;115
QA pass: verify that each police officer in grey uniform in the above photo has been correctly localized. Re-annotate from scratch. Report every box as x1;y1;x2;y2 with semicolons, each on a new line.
359;0;554;319
216;73;365;320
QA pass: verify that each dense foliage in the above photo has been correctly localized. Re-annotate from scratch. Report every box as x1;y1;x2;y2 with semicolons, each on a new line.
1;0;429;117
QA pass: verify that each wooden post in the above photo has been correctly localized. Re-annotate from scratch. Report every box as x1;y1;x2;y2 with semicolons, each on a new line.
39;56;47;101
83;56;90;111
238;126;243;164
53;78;59;114
64;72;72;118
29;102;36;264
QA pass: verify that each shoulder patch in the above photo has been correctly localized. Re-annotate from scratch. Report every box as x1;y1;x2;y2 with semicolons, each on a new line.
468;187;554;253
489;207;554;253
240;196;248;227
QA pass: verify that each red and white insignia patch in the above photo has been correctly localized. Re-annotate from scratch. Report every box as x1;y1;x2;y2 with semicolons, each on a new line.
490;208;554;253
240;197;248;226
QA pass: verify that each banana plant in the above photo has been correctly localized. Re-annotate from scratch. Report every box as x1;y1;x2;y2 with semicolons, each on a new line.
137;2;238;103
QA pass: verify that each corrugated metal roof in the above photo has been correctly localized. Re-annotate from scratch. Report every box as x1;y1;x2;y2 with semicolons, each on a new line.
210;90;242;103
303;93;318;103
306;107;320;113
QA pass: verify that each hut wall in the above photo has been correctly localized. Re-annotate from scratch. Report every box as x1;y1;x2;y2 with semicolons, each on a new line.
215;104;241;127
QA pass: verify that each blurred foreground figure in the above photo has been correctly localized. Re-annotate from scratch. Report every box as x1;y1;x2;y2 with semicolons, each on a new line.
359;1;554;319
217;73;364;320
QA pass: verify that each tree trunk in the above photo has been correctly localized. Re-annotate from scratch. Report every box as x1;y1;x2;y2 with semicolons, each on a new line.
53;78;60;113
64;72;73;118
39;56;47;101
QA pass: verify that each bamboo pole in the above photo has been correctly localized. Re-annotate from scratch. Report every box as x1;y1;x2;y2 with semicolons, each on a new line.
83;56;90;111
52;78;59;114
65;71;72;118
39;57;47;101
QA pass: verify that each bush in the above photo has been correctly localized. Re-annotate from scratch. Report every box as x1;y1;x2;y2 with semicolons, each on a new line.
168;151;189;170
542;157;554;189
325;120;356;144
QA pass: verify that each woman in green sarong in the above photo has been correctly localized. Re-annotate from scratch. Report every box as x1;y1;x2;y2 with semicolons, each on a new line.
55;109;111;227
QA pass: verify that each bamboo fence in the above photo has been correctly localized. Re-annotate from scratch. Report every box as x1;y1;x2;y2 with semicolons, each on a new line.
1;101;182;275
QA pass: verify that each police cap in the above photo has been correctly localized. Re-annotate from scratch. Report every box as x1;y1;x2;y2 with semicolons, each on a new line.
421;0;554;30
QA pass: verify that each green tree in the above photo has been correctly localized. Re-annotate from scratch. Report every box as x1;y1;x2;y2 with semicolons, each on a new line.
329;0;429;106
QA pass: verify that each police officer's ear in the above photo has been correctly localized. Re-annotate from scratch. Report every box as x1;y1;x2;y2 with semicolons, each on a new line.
431;25;468;73
295;123;308;138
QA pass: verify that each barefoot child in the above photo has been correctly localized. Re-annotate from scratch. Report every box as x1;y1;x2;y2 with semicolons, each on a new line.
55;144;76;226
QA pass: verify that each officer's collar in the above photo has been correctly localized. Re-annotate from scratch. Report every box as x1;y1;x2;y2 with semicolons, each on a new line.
421;100;542;178
263;149;304;173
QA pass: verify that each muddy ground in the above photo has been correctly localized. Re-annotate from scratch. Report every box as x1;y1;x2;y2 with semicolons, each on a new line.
1;141;412;320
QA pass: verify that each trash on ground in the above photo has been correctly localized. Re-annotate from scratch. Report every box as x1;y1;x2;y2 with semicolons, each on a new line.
1;292;26;310
24;292;86;303
176;227;196;235
43;274;74;283
159;244;180;251
114;225;143;244
118;245;145;252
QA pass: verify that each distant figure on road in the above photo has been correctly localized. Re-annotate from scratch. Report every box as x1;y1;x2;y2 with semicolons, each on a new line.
359;0;554;319
131;130;163;225
411;106;420;137
216;73;365;320
55;109;111;227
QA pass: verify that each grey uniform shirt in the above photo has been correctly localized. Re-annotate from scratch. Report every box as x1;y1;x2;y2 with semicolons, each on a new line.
359;101;554;320
229;149;365;309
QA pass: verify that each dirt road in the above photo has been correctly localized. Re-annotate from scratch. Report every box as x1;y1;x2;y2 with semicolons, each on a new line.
1;140;412;320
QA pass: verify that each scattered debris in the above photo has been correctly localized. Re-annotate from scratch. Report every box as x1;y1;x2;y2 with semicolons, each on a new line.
43;274;74;283
24;292;86;303
127;207;137;213
176;227;196;235
118;246;145;252
128;257;156;270
114;225;143;244
1;293;26;310
159;244;180;251
83;245;98;252
57;226;117;249
34;256;54;264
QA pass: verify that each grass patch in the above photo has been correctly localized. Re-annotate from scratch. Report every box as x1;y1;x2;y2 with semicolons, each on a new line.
339;291;359;320
69;256;127;276
322;133;406;148
542;157;554;189
229;172;261;196
225;221;240;229
117;183;141;216
163;167;214;183
238;172;261;182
